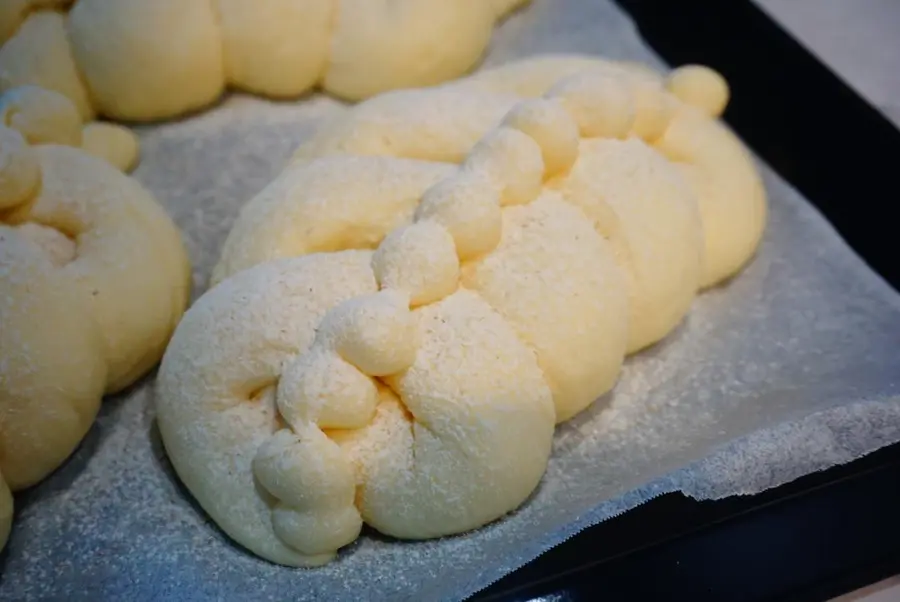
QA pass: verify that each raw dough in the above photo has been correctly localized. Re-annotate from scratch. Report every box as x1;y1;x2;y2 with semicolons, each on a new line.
0;0;530;122
158;57;767;567
0;84;141;171
80;121;140;172
0;125;191;549
0;84;81;146
293;54;767;290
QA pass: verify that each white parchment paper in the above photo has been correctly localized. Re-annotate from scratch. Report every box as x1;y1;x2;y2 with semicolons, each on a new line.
3;1;899;600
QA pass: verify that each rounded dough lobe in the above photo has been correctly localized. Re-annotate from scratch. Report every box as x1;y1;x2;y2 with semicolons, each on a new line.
553;137;704;353
666;65;730;118
0;10;94;120
461;195;629;422
372;220;459;306
463;126;544;207
501;98;580;178
0;227;108;491
415;169;503;261
324;290;418;377
215;0;333;97
546;72;635;139
67;0;225;121
7;145;191;392
347;289;555;538
213;155;454;285
324;0;497;101
0;85;81;146
655;109;766;287
292;88;521;164
80;121;140;172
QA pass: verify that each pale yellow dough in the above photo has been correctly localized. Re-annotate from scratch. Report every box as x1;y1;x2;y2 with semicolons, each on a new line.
0;0;530;122
80;121;140;172
0;84;142;172
158;56;767;567
0;125;191;551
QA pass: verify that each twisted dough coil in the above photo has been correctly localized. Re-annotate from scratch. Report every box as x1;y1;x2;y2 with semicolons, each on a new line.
0;122;191;550
157;55;767;567
0;0;529;123
0;84;140;172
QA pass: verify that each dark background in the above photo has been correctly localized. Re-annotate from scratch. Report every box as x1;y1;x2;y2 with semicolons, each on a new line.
471;0;900;600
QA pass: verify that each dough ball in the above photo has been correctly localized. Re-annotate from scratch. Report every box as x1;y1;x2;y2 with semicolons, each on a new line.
67;0;225;121
547;72;635;139
252;428;362;556
372;220;459;306
325;290;419;377
80;122;140;172
416;169;503;261
463;126;545;207
276;349;379;431
666;65;730;118
502;98;580;178
0;126;40;210
0;85;81;146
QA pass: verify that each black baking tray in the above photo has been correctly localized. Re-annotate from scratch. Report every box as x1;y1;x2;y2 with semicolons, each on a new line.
471;1;900;601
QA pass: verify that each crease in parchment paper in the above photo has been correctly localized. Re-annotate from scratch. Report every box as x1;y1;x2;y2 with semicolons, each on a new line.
2;1;899;600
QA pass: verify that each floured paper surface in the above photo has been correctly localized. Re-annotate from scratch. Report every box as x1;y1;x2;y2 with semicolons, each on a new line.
3;1;900;600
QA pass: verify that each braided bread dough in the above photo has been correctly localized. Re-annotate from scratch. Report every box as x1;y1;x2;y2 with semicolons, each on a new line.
0;0;529;123
0;84;140;171
0;123;191;549
157;55;767;566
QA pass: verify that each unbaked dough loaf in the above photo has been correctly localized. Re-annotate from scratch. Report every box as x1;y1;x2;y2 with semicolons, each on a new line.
0;0;530;122
0;84;141;171
0;124;191;549
158;56;767;567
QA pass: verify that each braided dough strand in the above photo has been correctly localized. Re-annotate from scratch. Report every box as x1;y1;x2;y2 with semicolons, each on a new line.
0;0;530;122
1;123;190;551
159;56;766;566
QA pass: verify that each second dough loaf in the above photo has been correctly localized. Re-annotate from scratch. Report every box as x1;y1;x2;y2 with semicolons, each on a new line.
158;55;767;567
0;0;530;122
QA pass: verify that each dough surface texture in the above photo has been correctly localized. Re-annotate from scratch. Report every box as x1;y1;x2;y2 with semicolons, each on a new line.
157;55;767;566
0;0;530;123
0;124;191;550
